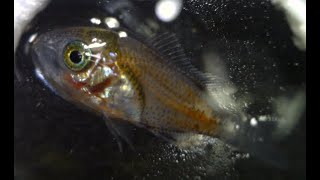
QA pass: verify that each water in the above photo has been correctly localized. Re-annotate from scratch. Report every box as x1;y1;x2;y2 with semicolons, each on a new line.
14;0;306;179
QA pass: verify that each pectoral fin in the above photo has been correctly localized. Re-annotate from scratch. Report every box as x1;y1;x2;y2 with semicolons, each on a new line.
103;113;135;152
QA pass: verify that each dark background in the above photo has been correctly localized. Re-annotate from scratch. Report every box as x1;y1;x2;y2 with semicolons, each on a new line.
14;0;306;179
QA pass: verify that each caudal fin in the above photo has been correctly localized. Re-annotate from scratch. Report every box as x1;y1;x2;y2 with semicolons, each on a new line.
217;114;288;169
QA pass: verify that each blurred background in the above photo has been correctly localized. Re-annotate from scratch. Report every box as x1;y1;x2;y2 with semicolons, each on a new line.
14;0;306;179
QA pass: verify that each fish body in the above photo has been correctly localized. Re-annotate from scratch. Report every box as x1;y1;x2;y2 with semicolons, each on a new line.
117;37;220;135
32;27;220;137
31;27;287;168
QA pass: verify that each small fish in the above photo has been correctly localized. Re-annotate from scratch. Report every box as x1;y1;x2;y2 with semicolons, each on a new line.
31;27;286;167
31;27;221;135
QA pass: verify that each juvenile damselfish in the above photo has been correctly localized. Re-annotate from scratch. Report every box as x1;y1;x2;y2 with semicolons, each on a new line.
30;27;287;168
31;27;254;152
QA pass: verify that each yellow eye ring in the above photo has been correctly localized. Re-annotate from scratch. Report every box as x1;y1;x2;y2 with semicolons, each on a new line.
63;41;91;71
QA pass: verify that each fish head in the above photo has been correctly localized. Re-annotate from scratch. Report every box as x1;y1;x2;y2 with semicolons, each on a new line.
31;27;123;110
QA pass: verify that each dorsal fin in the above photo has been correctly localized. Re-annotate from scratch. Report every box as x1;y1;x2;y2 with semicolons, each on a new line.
146;32;191;66
146;32;226;90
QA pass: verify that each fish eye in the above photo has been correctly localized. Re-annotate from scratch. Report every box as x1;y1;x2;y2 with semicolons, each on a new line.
63;41;91;71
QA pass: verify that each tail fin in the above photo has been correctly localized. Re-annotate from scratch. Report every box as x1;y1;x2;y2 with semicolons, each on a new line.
205;81;304;169
200;58;289;169
217;114;288;169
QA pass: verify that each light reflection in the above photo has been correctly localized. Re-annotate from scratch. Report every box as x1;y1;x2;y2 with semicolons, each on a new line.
84;52;101;59
102;87;113;98
250;118;258;127
35;68;45;81
109;52;117;58
102;66;114;77
85;42;107;49
258;115;267;122
35;68;56;93
155;0;182;22
71;72;90;82
104;17;120;28
118;31;127;38
90;17;101;25
91;38;97;42
121;85;129;91
28;33;37;43
272;0;306;50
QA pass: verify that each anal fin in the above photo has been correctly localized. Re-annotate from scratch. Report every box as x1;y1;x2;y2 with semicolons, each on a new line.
148;128;178;143
147;127;214;150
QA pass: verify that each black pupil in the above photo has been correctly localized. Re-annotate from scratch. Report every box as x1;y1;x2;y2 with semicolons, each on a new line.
69;50;82;64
